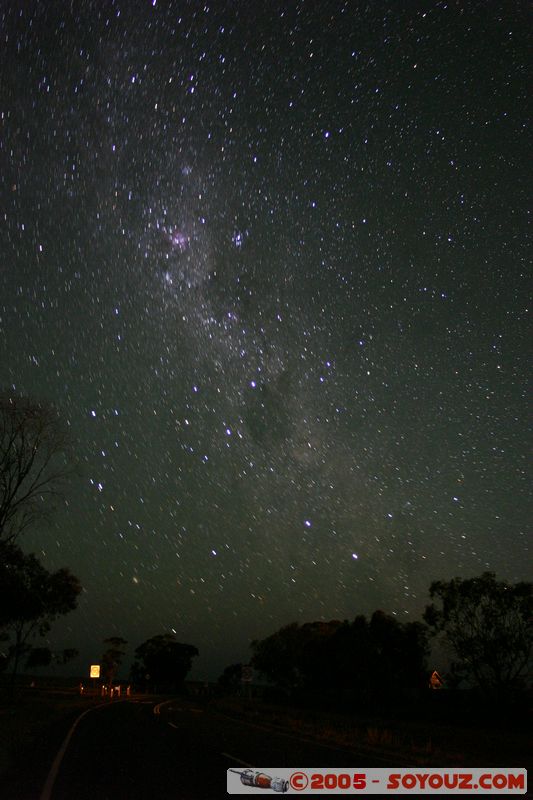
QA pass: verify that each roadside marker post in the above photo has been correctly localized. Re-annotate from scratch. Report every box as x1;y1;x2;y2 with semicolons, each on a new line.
89;664;100;697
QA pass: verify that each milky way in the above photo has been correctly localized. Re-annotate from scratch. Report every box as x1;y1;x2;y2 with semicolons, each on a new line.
0;0;529;678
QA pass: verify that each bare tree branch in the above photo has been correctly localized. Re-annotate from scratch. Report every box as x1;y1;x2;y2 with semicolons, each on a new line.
0;392;72;543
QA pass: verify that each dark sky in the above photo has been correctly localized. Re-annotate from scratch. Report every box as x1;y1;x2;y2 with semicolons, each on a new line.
1;0;530;680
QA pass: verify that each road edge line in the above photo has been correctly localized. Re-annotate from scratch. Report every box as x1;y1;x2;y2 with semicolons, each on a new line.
39;702;112;800
214;708;410;765
153;699;175;715
221;752;254;768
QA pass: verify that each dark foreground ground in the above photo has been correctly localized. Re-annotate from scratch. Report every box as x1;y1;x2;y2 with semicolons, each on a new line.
0;686;531;799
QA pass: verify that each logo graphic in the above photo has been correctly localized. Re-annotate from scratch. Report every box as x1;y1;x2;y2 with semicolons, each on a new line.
229;769;289;793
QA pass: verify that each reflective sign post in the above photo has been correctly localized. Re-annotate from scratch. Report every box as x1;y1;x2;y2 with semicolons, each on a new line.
89;664;100;696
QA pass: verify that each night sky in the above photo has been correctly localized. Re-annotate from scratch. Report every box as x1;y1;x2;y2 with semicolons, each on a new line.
1;1;530;680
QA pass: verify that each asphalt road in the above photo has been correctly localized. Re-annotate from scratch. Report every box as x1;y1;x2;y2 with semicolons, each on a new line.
8;697;393;799
4;694;531;799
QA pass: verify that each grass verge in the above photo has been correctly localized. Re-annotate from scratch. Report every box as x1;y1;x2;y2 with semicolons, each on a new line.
212;696;532;768
0;686;102;791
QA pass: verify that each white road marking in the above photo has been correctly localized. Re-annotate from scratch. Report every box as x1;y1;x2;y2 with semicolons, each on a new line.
40;702;111;800
153;699;175;715
221;752;254;768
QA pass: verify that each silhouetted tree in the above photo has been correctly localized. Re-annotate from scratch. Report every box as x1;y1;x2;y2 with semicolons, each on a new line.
251;613;428;707
251;622;300;691
25;647;53;669
0;640;9;673
363;611;429;700
25;646;79;670
424;572;533;700
0;541;81;684
251;620;342;693
102;637;128;686
131;634;198;691
0;392;71;543
59;647;79;665
218;662;243;693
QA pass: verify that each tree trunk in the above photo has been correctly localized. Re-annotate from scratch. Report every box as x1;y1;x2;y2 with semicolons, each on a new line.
9;628;23;694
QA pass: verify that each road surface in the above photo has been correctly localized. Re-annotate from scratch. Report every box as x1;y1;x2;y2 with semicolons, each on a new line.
3;696;394;799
